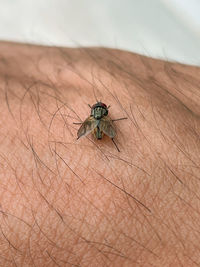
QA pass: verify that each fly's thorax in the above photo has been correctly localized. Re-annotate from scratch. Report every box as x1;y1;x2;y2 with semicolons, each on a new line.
91;106;108;119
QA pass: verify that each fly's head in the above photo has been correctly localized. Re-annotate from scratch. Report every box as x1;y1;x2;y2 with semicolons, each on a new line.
91;102;108;119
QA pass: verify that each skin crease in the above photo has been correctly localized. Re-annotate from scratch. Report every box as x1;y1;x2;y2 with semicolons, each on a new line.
0;42;200;266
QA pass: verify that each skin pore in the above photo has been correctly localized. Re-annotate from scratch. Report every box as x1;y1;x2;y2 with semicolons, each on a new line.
0;41;200;266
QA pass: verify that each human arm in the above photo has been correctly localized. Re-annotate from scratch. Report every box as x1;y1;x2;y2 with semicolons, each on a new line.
0;41;200;266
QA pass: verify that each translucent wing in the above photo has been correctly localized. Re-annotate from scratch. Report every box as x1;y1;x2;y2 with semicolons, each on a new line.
98;116;116;138
77;116;98;139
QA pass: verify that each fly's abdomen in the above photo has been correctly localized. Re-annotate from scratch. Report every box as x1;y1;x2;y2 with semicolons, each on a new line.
93;126;104;140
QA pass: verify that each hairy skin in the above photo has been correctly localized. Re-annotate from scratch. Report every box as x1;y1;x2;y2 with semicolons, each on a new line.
0;41;200;266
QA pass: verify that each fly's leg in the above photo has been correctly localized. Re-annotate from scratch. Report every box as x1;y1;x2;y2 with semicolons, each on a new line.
112;117;127;122
73;122;83;125
111;117;127;151
112;138;120;152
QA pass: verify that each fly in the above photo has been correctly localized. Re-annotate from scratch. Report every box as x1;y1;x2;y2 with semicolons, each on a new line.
74;102;127;151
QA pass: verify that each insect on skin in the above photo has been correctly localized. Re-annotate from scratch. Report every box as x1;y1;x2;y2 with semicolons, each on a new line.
74;102;127;152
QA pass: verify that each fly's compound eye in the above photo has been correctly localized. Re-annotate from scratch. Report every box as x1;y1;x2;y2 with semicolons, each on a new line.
103;108;108;116
100;103;108;109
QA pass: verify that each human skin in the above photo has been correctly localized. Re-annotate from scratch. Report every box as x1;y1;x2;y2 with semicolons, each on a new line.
0;41;200;266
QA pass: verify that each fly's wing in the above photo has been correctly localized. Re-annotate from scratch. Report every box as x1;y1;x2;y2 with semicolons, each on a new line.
98;116;116;138
77;116;98;139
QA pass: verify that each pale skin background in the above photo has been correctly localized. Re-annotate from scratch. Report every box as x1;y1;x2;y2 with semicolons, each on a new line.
0;41;200;266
